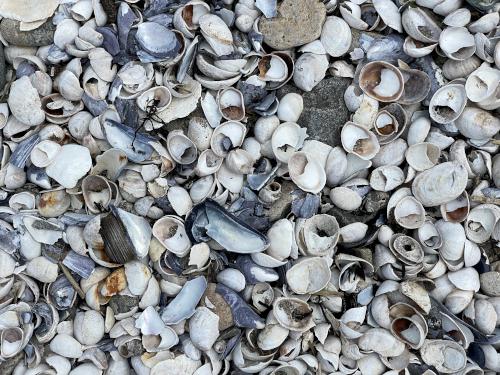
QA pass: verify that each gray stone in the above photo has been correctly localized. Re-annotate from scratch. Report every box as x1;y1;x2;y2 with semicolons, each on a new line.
480;272;500;297
259;0;326;50
0;18;55;47
278;76;351;148
327;206;377;227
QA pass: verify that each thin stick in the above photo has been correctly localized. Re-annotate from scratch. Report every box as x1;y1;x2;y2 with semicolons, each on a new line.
59;263;86;299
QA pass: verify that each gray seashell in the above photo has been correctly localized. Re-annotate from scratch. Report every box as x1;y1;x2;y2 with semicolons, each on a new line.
136;22;182;59
103;120;155;163
161;276;207;324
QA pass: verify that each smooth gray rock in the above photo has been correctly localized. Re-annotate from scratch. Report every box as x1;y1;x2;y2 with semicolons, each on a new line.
278;76;351;147
0;18;55;46
480;272;500;297
259;0;326;50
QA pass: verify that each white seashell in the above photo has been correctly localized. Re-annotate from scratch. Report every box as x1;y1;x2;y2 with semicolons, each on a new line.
439;27;476;61
420;340;466;373
321;16;352;57
152;216;191;257
440;191;469;222
373;0;402;33
443;8;471;27
369;165;404;192
137;86;172;112
189;307;219;351
125;260;152;295
358;328;405;357
167;130;198;164
164;187;192;218
217;87;245;121
293;53;329;92
277;93;303;123
412;161;468;207
341;122;380;160
403;37;437;58
49;334;84;359
199;14;234;56
254;115;280;144
26;256;58;283
54;19;80;50
465;204;500;243
257;54;289;83
30;140;61;168
405;142;440;172
46;144;93;189
436;220;466;262
195;149;223;176
8;76;45;126
325;146;348;187
201;91;222;128
455;106;500;141
288;151;326;194
301;139;333;170
271;122;307;163
330;187;362;211
394;196;425;229
74;310;105;345
286;257;331;294
71;0;93;21
448;267;480;292
216;161;243;193
266;219;294;261
210;121;246;157
468;12;499;34
216;268;246;291
273;297;315;331
402;7;442;43
339;2;369;30
429;84;467;124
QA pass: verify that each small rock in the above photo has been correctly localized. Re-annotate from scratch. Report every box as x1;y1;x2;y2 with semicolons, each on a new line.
480;272;500;297
327;206;378;227
101;0;118;21
260;0;326;50
0;17;55;47
201;283;234;331
278;77;351;147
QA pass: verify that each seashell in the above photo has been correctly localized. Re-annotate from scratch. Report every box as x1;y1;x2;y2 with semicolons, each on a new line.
373;0;402;33
54;19;80;50
412;161;468;207
341;122;380;160
217;87;245;122
210;121;246;158
271;122;307;163
273;297;314;331
49;334;84;359
293;53;329;92
405;142;440;172
321;16;352;57
359;61;404;102
161;276;207;324
195;149;223;176
443;8;471;27
428;84;467;124
369;165;405;192
100;206;151;263
286;257;331;294
403;37;437;58
74;310;105;345
45;144;93;189
57;70;84;101
455;106;500;141
398;65;431;105
468;12;499;34
288;151;326;194
167;130;198;164
402;7;442;43
226;149;255;175
199;14;234;57
8;76;45;126
439;27;476;61
38;189;71;218
91;148;128;181
296;214;340;256
465;204;500;243
420;339;466;373
277;93;303;123
330;186;362;211
394;196;425;229
137;86;172;113
152;216;191;257
29;140;60;168
189;307;220;351
358;328;405;357
258;54;289;83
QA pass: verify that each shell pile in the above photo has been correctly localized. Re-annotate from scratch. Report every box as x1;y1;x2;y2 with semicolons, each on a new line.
1;0;500;374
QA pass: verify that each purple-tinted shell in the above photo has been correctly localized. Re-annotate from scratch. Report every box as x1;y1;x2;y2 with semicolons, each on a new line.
82;92;107;116
117;2;136;49
96;27;120;56
216;283;265;329
135;22;181;60
235;255;278;284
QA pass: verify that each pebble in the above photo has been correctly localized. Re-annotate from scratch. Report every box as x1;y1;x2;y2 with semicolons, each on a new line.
259;0;326;50
278;76;351;147
480;272;500;297
0;17;55;46
0;43;5;92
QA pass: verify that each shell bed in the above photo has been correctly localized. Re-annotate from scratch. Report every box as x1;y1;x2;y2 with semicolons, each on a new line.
0;0;499;374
